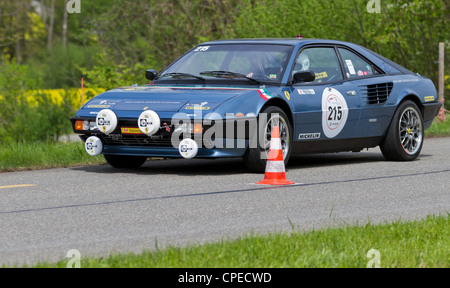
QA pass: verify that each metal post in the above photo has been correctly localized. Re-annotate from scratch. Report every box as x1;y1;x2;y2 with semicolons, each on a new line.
438;42;446;121
81;75;84;108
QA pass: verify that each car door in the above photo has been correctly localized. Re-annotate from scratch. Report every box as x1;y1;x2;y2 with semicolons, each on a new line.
289;46;362;142
336;47;396;138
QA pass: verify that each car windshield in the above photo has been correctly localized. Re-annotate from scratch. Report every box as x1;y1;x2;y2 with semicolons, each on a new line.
160;44;293;84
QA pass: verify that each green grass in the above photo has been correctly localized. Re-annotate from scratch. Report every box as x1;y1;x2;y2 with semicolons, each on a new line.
29;214;449;268
426;118;450;137
0;141;105;172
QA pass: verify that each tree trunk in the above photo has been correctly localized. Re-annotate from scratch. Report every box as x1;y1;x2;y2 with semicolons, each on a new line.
47;0;55;50
62;0;68;47
15;37;21;64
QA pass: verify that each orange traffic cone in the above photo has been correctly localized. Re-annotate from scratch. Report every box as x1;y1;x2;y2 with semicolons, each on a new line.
255;125;295;185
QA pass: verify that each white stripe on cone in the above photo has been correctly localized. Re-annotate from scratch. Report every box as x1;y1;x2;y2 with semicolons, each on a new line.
269;137;282;150
265;160;286;173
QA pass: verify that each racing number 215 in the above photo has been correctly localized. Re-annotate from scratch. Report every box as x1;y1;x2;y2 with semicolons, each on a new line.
328;106;343;121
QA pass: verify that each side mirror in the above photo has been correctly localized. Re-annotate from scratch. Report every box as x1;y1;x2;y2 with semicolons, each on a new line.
145;69;158;81
292;71;315;84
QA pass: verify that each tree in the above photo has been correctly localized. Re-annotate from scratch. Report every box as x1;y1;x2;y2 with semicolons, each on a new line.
232;0;449;85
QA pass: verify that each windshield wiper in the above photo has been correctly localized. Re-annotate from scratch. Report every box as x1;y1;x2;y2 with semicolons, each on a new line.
160;72;206;82
199;70;261;84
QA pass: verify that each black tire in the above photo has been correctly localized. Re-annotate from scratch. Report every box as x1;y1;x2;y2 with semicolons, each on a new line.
380;100;424;161
243;106;292;172
104;154;148;168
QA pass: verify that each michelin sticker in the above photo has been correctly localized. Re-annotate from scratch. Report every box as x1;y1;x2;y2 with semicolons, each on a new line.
322;88;348;138
298;133;320;140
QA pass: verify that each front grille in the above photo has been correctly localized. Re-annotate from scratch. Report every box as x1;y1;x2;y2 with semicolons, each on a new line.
98;119;175;147
91;119;228;148
99;134;174;147
359;82;394;105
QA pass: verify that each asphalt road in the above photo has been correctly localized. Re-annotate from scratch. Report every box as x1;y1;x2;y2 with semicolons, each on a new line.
0;137;449;266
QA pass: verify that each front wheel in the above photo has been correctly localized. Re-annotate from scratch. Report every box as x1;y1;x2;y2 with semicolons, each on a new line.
380;100;424;161
243;106;292;172
104;154;148;168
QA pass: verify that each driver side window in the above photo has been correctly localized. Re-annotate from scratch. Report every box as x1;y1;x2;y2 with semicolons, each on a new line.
293;47;343;84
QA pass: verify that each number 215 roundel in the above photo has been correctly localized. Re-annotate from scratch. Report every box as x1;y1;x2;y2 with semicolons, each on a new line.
322;88;348;139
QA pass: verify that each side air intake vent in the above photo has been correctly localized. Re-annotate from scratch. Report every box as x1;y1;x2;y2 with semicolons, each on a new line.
359;82;394;105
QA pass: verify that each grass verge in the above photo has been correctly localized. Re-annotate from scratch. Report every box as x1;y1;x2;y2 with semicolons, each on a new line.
425;117;450;137
29;214;449;268
0;141;105;172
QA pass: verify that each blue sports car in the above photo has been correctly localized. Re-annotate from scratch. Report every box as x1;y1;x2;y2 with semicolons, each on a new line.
71;38;441;172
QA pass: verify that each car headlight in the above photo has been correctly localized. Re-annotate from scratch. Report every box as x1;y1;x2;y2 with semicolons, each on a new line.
89;121;98;131
174;123;203;134
192;123;203;134
75;120;90;131
74;120;98;131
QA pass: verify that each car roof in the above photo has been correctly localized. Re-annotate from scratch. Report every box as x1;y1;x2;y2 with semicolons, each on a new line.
201;38;354;46
200;38;413;75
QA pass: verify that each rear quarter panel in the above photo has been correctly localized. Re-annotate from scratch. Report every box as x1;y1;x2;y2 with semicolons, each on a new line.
354;74;437;138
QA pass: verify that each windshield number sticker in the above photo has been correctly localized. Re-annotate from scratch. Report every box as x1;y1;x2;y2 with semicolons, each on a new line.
194;46;210;52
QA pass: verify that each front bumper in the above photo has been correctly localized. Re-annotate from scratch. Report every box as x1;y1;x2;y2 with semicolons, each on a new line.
101;145;247;158
78;133;248;158
72;115;255;158
422;102;443;129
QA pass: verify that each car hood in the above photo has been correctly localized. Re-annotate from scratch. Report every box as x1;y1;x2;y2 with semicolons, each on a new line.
82;85;259;113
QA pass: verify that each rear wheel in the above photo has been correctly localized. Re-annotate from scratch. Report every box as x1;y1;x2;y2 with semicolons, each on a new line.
104;154;148;168
380;100;424;161
243;106;292;172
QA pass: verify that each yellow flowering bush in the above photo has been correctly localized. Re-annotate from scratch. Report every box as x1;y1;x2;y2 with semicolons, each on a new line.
23;88;105;109
0;88;105;143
